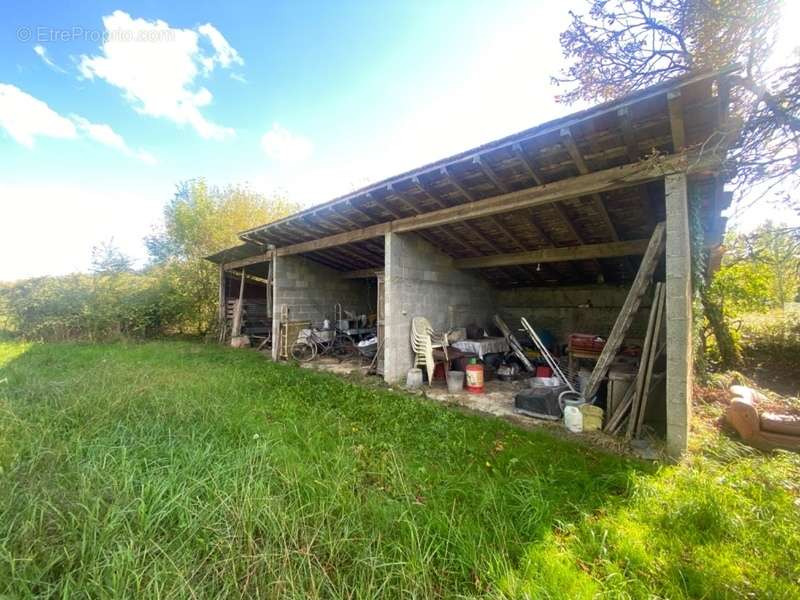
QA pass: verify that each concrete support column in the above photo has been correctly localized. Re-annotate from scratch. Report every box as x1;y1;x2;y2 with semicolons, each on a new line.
665;173;693;457
383;231;495;384
383;232;407;383
271;254;282;362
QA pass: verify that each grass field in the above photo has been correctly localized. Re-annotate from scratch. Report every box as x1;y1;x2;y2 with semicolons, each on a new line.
0;341;798;598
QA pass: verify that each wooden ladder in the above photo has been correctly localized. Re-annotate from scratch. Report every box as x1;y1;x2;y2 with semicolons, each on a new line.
582;222;666;401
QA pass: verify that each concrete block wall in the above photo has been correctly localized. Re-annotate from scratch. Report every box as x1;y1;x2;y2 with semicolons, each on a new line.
271;254;372;360
495;285;653;347
383;232;494;383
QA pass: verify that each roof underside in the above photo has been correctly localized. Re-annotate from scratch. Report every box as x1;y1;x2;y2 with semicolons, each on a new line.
216;69;734;287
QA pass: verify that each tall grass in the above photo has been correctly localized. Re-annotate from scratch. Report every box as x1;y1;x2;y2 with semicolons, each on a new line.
0;341;798;598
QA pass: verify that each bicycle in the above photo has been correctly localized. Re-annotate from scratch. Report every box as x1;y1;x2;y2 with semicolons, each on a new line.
290;328;356;362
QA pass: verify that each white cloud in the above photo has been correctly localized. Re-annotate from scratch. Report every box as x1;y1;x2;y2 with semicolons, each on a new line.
261;123;314;163
197;23;244;71
33;44;66;73
0;83;76;147
78;10;240;140
71;115;157;164
0;83;155;163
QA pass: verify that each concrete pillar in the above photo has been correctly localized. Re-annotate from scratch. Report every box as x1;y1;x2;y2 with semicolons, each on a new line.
383;232;407;383
271;254;282;362
664;173;693;457
383;232;494;383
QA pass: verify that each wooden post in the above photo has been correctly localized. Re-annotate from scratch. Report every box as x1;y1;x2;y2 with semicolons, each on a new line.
218;265;226;343
266;257;273;317
231;268;246;339
665;173;693;457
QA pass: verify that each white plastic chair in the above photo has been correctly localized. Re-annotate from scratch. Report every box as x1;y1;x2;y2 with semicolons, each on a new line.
411;317;449;386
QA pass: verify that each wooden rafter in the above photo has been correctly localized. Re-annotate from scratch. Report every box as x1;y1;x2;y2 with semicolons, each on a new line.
415;174;506;255
560;127;621;242
385;184;481;258
341;268;383;279
512;143;545;186
453;239;649;269
272;150;720;257
439;166;546;282
667;90;686;150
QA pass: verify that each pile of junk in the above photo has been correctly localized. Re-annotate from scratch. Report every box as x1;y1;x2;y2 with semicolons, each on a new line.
406;314;602;433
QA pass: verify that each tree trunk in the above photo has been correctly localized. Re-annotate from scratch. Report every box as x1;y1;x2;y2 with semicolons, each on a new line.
700;290;741;369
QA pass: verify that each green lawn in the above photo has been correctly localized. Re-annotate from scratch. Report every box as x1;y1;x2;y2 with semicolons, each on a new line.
0;341;798;598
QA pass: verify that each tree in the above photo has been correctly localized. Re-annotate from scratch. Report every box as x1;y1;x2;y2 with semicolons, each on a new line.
90;239;133;274
553;0;799;205
145;180;298;334
552;0;799;369
735;222;800;305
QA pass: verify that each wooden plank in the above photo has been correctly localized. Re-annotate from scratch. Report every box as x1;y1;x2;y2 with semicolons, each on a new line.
561;127;621;243
223;250;273;270
274;151;718;256
582;222;666;401
473;156;509;193
634;284;666;437
512;143;544;185
454;239;649;269
668;90;686;150
231;267;246;339
617;107;640;161
342;268;384;279
385;184;477;256
626;282;663;438
218;265;226;342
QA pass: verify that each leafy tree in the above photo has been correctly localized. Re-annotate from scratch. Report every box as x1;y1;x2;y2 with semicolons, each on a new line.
145;179;298;334
90;239;133;274
727;222;800;306
553;0;799;369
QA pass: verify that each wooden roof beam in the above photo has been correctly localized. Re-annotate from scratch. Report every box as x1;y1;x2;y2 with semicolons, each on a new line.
415;174;506;254
341;268;384;279
561;127;621;242
668;90;686;151
273;150;720;256
454;239;650;269
411;176;448;209
344;200;379;225
443;164;532;253
386;184;481;258
434;167;537;279
223;251;273;271
320;207;361;230
617;107;640;162
306;250;357;271
512;143;544;185
473;156;509;193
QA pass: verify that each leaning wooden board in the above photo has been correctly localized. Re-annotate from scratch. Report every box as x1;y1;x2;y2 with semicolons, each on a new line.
582;222;666;402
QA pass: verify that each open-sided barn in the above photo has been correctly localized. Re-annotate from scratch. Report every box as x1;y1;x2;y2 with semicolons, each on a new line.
207;68;736;457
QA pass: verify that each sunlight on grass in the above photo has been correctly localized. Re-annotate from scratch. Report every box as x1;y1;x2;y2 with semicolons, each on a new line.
0;340;31;367
0;341;797;598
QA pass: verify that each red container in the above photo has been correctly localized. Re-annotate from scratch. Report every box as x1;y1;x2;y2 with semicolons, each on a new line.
569;333;606;352
432;362;447;381
465;364;485;393
535;365;553;378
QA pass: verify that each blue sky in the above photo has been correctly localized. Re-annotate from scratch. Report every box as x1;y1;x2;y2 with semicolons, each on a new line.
1;1;798;281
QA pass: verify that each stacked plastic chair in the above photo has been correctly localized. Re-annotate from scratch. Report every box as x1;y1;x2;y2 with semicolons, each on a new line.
411;317;448;386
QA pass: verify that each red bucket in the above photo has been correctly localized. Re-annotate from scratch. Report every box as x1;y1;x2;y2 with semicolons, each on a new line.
465;364;485;393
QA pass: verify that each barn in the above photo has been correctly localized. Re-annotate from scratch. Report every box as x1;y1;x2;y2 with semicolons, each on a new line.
207;67;736;456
